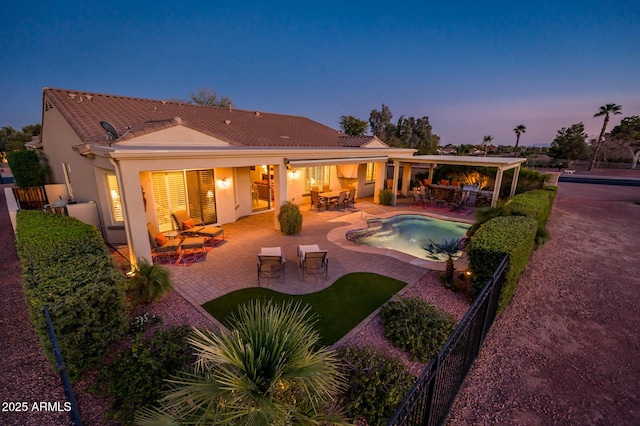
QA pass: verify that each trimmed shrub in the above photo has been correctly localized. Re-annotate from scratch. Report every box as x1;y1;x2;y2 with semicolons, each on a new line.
467;216;537;311
6;149;48;187
505;188;555;228
337;346;414;426
378;189;393;206
96;326;193;425
277;201;303;235
380;296;456;362
16;210;127;379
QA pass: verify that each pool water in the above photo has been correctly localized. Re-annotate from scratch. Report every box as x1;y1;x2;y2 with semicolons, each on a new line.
346;214;470;261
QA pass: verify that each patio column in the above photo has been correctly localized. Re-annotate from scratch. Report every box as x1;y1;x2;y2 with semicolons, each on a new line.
428;164;436;182
373;160;386;203
492;167;504;207
391;160;400;205
509;165;521;198
111;159;149;266
401;163;412;196
273;163;287;231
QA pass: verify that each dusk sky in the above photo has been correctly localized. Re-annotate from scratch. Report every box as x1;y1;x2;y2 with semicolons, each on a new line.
2;0;639;146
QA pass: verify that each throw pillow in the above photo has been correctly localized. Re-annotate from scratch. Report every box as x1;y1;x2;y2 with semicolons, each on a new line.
155;233;168;246
183;219;195;229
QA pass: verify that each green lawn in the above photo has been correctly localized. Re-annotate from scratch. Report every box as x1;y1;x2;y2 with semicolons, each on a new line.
201;273;407;346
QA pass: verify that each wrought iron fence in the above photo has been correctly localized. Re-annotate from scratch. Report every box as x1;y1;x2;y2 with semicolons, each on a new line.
44;307;83;426
388;255;509;426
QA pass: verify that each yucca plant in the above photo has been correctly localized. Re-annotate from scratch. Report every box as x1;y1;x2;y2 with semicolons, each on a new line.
136;300;347;425
422;237;464;284
128;258;173;305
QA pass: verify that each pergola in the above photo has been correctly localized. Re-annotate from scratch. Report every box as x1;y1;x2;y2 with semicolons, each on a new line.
388;155;528;207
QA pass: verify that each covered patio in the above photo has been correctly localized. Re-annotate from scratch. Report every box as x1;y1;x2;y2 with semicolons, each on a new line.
389;155;528;207
131;200;473;311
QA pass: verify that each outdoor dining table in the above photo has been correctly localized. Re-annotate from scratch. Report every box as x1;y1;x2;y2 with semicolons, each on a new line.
319;190;344;210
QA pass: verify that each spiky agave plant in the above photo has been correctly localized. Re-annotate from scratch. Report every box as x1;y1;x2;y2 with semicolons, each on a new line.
136;300;347;425
128;258;173;305
422;237;464;284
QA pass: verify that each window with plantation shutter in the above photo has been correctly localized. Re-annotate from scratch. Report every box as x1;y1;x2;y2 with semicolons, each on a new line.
151;171;187;232
186;170;217;225
106;173;123;223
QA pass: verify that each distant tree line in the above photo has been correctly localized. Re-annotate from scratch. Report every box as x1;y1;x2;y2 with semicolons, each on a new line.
1;124;41;161
339;104;440;155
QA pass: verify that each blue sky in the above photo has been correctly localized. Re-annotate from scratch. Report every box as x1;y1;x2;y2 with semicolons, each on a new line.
2;0;639;146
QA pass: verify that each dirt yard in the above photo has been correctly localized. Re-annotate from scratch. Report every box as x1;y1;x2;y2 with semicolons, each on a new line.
448;182;640;425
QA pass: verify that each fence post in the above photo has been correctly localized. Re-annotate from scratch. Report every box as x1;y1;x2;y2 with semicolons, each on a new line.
44;307;83;426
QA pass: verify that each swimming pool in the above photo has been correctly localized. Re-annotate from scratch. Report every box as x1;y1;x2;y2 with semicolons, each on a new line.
345;214;470;261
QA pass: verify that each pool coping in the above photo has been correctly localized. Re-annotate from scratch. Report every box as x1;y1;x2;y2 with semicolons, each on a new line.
326;210;475;272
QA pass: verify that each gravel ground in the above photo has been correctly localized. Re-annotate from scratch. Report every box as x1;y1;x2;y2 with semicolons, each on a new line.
448;182;640;425
338;271;471;376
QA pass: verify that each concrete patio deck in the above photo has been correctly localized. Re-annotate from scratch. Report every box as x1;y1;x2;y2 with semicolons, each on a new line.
165;197;476;311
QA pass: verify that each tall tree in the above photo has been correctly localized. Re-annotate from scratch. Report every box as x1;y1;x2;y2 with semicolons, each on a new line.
339;115;368;136
609;115;640;169
513;124;526;154
548;123;589;168
482;135;494;157
369;104;395;143
589;103;622;170
190;87;233;108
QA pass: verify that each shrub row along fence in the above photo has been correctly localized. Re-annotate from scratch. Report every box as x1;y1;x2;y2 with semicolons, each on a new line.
44;307;83;426
387;255;508;426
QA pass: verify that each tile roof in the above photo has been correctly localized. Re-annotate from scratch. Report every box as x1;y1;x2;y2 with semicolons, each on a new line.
338;135;384;147
43;88;382;149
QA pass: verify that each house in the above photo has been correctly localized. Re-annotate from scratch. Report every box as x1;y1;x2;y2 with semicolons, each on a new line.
38;88;415;265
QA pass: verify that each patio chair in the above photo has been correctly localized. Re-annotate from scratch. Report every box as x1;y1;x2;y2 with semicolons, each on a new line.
310;190;324;211
344;188;356;209
413;189;424;207
422;189;434;207
450;190;470;211
257;246;285;285
147;222;181;264
172;210;225;245
297;244;328;279
328;190;347;211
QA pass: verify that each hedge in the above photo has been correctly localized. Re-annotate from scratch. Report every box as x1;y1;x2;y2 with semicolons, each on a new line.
467;216;537;311
505;188;556;229
16;210;127;379
6;149;48;187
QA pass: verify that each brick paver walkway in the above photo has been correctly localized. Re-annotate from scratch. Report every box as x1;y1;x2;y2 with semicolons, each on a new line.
167;200;455;308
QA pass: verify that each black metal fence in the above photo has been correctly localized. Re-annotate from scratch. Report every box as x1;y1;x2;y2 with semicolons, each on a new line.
388;255;509;426
44;307;83;426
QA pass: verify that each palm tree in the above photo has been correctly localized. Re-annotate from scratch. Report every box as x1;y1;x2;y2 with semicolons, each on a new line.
128;258;173;305
513;124;526;154
136;300;346;425
422;237;464;283
482;135;494;157
589;103;622;171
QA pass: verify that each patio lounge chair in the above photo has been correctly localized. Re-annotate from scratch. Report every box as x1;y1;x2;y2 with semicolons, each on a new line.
257;246;285;285
172;210;225;245
297;244;328;279
147;222;181;264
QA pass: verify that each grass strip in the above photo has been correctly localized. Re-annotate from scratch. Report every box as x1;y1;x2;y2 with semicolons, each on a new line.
202;272;406;346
